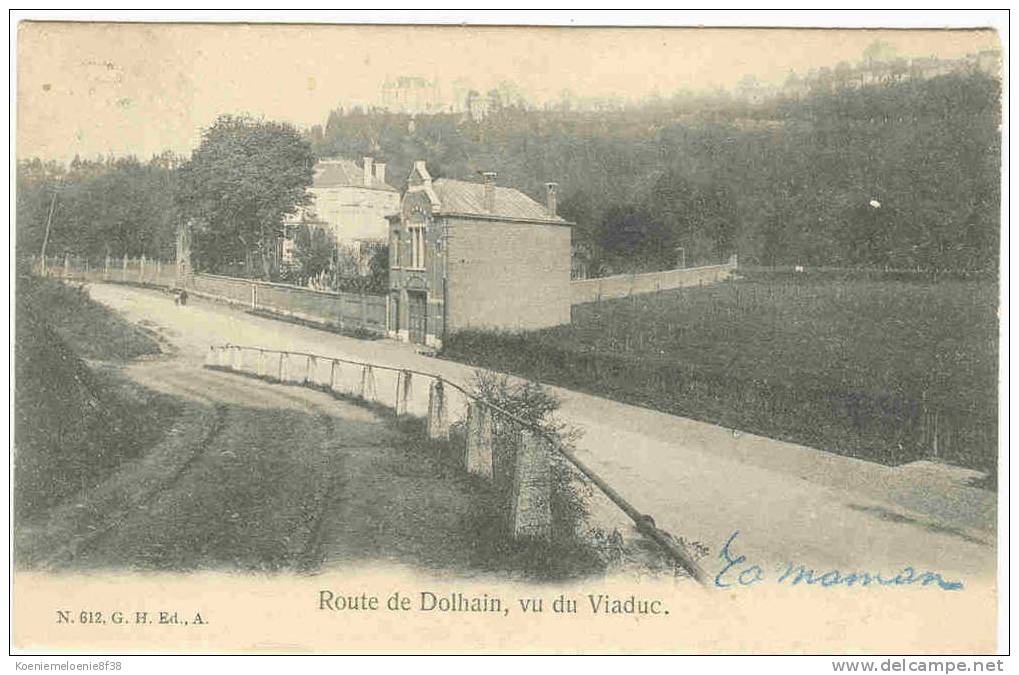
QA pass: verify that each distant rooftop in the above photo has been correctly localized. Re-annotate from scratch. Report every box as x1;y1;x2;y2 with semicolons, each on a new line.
432;178;568;224
313;158;397;192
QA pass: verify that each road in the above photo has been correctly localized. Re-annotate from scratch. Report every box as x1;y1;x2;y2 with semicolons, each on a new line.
87;283;998;583
18;345;527;576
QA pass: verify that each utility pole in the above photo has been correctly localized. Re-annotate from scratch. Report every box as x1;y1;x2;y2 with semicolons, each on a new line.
39;182;59;274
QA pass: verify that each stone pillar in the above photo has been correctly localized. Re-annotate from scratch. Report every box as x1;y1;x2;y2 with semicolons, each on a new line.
465;401;495;479
360;365;377;401
256;350;266;378
304;355;314;384
427;378;449;440
204;346;215;367
510;430;552;541
329;360;338;392
395;370;412;417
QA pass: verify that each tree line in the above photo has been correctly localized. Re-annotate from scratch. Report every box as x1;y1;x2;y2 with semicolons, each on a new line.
312;70;1000;272
16;69;1001;278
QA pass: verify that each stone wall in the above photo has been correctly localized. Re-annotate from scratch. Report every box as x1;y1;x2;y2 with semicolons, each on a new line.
570;258;738;305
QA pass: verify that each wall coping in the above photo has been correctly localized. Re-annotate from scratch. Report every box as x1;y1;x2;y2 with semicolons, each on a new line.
195;272;386;301
572;261;735;285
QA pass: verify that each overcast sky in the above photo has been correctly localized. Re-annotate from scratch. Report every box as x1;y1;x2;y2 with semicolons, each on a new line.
17;22;999;163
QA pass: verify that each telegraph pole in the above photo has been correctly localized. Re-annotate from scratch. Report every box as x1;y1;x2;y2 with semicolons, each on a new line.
39;182;59;273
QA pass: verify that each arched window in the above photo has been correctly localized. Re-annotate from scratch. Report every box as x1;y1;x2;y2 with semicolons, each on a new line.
409;212;426;269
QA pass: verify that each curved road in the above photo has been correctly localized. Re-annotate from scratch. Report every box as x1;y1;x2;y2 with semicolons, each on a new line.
85;283;998;585
19;348;516;576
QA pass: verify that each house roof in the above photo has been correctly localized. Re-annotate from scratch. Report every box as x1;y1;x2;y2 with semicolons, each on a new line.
431;178;568;224
313;158;397;192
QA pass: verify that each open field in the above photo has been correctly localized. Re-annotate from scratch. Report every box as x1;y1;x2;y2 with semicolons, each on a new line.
444;269;999;474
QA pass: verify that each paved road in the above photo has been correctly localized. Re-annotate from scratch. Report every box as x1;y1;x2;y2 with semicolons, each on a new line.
88;283;998;583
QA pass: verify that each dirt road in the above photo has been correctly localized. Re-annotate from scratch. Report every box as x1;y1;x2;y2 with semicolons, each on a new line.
84;283;998;584
16;357;540;576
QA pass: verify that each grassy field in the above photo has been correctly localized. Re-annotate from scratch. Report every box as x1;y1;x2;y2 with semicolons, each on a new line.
444;268;999;473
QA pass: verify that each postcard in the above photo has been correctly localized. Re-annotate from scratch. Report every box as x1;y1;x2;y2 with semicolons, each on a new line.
11;18;1005;655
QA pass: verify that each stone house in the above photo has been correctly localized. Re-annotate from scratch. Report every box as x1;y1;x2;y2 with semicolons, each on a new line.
387;161;572;347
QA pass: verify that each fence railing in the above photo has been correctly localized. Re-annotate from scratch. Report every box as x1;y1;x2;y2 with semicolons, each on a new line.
32;255;387;337
204;343;707;584
33;254;179;288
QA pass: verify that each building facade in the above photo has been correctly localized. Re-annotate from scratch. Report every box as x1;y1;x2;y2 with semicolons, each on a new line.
387;162;572;348
287;157;401;246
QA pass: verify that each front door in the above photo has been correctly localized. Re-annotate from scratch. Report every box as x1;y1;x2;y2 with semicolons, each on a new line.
408;291;427;345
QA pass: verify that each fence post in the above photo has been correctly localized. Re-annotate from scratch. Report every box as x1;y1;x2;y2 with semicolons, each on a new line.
510;430;552;541
395;370;412;417
329;360;338;392
122;254;128;282
256;349;265;378
465;401;495;479
304;355;314;384
427;378;449;440
360;365;377;401
251;283;257;310
278;352;286;381
156;259;161;285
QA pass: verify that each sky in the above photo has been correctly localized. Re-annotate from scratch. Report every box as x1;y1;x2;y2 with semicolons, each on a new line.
16;22;1000;163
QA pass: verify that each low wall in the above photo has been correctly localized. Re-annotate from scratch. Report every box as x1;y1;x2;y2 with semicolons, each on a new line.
570;260;737;305
35;255;387;336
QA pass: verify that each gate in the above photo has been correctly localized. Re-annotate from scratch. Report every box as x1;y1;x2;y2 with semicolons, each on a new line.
408;291;427;344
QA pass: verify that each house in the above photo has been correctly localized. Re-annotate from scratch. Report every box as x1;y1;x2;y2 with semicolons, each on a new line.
286;157;401;249
387;162;573;347
379;76;443;114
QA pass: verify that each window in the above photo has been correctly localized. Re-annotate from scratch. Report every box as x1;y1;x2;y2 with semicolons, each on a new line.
410;225;426;269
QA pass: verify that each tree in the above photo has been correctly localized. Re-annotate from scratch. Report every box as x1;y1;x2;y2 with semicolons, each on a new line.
175;115;315;277
595;204;676;272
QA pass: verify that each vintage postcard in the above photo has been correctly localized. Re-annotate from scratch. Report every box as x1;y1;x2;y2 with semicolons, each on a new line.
11;17;1006;657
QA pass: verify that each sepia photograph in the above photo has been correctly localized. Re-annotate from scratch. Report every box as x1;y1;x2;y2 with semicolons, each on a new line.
9;12;1008;658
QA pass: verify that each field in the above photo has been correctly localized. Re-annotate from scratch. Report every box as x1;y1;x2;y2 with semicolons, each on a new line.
444;269;999;474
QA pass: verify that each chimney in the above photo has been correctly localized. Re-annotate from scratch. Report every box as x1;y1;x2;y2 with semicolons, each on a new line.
363;156;374;187
374;162;386;185
481;171;497;212
414;160;431;186
545;182;558;218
